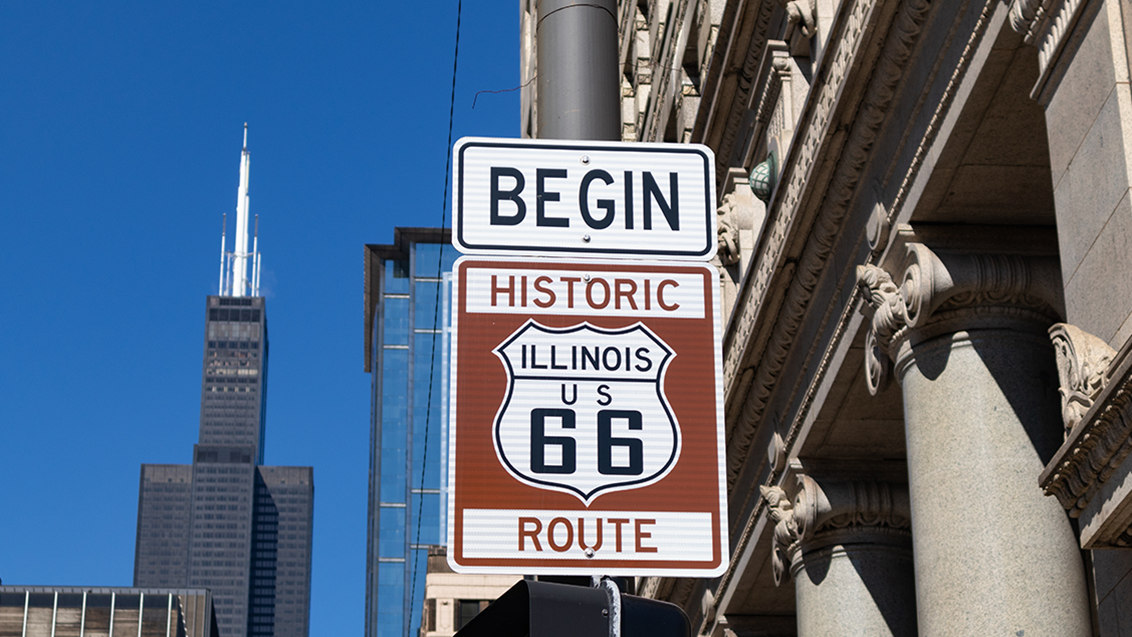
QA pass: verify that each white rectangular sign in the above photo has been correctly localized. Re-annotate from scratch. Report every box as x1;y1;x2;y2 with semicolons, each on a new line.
454;137;717;260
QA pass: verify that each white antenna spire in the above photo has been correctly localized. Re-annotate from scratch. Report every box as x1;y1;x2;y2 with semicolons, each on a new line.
218;123;262;297
252;214;261;296
231;123;252;297
218;213;228;295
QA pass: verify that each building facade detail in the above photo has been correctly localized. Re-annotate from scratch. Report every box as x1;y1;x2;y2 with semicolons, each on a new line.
1049;322;1117;434
362;229;456;637
521;0;1132;632
760;477;910;586
857;243;1062;395
1041;331;1132;546
721;0;932;488
1008;0;1091;95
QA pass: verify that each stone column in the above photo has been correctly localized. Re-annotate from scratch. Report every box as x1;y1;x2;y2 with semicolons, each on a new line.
858;243;1091;637
760;476;917;637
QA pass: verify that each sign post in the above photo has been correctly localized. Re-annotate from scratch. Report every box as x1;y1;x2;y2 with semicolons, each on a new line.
447;137;726;578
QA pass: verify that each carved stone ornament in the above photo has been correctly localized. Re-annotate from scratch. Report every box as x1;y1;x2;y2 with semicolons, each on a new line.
1049;323;1116;435
1007;0;1089;97
1041;337;1132;530
760;477;910;585
856;243;1061;395
716;192;745;265
777;0;816;38
759;484;798;586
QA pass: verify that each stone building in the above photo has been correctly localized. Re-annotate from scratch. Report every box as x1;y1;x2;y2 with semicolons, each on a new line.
517;0;1132;634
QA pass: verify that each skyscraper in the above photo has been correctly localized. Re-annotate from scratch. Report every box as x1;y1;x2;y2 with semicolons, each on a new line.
362;229;457;637
134;127;314;637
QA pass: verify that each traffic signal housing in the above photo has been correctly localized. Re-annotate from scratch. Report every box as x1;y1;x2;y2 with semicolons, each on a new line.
454;579;690;637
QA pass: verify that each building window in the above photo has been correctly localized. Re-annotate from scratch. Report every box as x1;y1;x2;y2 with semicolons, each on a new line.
457;600;489;630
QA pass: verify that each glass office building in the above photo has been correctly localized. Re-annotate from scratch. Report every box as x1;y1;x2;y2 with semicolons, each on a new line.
363;228;457;637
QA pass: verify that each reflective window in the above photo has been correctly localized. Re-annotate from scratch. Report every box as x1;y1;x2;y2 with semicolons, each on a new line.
413;281;441;329
410;493;442;545
414;243;448;278
382;298;410;345
379;445;406;503
378;507;406;558
384;259;410;294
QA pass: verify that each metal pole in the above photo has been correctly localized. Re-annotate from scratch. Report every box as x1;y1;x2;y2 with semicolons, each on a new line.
598;578;621;637
536;0;620;140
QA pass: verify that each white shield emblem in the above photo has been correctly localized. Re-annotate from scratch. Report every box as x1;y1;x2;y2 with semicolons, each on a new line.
492;320;681;504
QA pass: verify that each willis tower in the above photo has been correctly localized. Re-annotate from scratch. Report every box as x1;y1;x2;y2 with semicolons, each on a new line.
133;126;314;637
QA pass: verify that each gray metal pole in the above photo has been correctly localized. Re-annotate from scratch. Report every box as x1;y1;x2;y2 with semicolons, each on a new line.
536;0;620;141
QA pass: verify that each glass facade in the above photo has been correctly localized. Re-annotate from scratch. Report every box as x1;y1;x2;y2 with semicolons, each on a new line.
365;231;457;637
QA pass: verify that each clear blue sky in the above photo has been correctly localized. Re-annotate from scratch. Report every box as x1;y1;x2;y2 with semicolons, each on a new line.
0;3;518;635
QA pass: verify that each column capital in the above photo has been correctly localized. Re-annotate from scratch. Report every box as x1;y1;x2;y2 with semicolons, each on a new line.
1049;323;1116;435
759;476;910;586
856;242;1061;394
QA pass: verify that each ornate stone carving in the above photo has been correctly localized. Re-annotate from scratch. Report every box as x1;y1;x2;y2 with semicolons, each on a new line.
1008;0;1044;36
713;0;936;605
760;477;910;586
717;192;746;265
714;0;998;616
778;0;816;38
856;243;1061;395
1049;324;1116;435
723;0;932;485
759;485;799;586
1007;0;1089;96
1041;339;1132;528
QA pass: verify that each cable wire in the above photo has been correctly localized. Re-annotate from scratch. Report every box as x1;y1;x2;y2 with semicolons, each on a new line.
407;0;460;633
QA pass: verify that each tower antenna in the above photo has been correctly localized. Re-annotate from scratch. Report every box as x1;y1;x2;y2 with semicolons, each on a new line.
252;214;261;297
230;123;252;297
218;213;228;295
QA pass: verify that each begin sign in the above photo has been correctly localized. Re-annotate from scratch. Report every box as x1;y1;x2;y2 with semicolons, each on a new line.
454;138;717;260
448;257;727;576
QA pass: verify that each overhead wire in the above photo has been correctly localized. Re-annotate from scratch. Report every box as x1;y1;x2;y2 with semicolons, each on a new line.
407;0;461;633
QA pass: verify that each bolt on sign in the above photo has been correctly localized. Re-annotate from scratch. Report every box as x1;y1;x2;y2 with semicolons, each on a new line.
447;257;727;576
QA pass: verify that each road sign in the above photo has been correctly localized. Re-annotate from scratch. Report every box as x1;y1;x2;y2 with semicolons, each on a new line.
453;138;717;260
447;257;727;576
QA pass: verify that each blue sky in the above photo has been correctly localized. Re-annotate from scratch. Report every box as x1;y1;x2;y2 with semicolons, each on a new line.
0;2;518;635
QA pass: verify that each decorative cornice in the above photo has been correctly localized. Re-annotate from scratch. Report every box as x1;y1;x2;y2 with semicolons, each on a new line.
723;0;932;485
1008;0;1091;100
1041;334;1132;518
710;0;997;621
760;477;910;585
1049;323;1116;435
856;243;1061;395
643;0;692;141
1007;0;1046;37
710;0;777;186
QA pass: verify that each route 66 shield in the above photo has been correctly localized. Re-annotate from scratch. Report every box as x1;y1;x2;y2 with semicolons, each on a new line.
492;320;681;504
